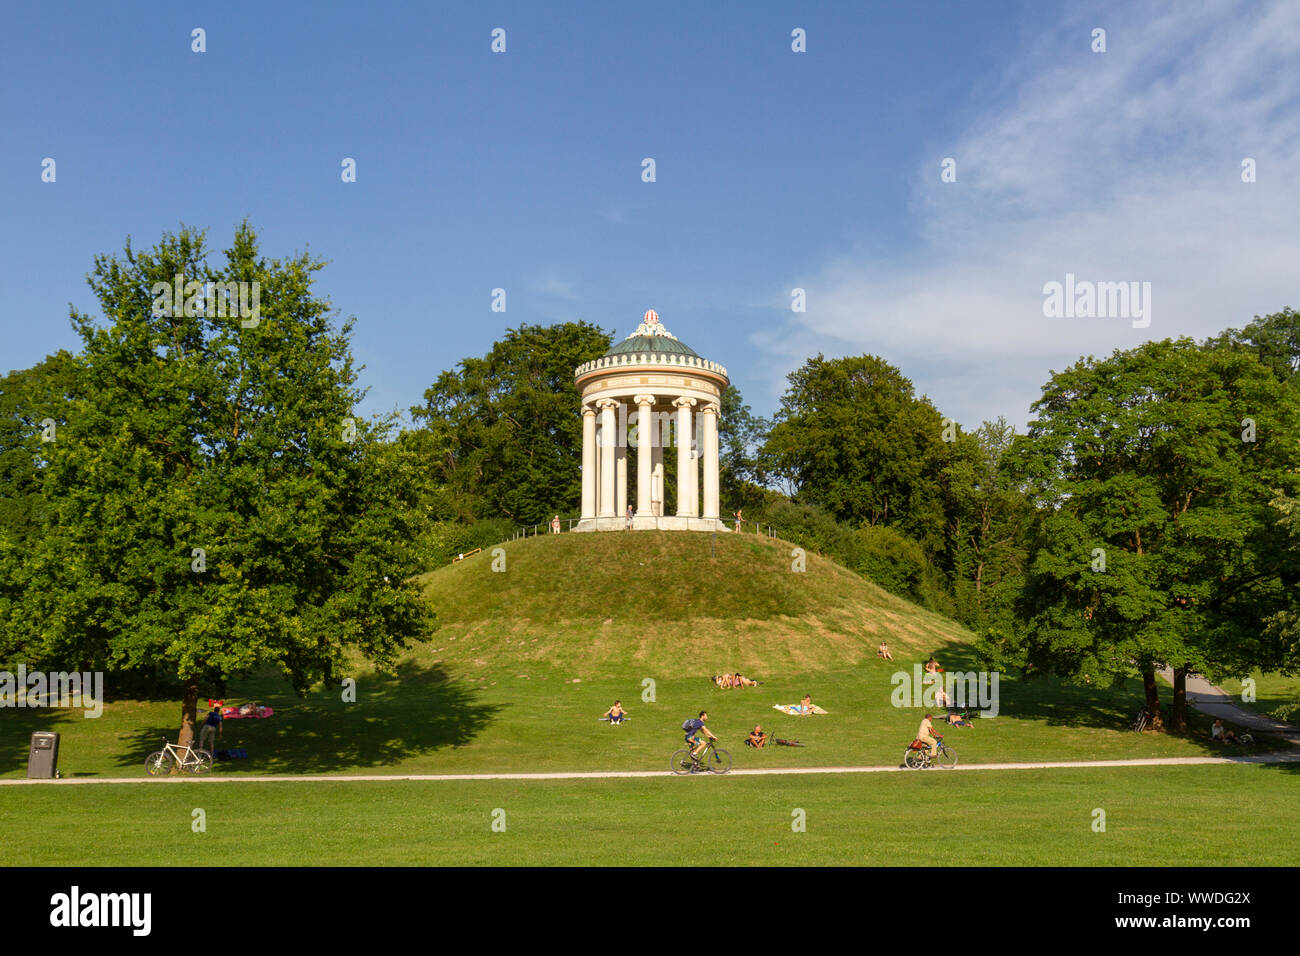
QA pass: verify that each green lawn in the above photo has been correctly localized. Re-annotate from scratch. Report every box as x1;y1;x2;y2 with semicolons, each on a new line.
2;652;1279;780
3;764;1296;866
5;531;1297;867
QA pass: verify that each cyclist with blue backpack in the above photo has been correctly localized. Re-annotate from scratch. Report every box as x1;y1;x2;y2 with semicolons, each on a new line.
682;711;717;758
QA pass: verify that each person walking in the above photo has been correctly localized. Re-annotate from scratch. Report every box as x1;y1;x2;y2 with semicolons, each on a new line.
198;700;223;755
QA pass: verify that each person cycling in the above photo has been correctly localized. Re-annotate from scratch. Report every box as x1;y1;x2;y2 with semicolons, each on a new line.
682;711;717;759
917;712;940;759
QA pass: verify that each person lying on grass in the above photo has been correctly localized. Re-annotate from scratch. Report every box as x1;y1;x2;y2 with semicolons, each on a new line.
746;725;768;748
715;673;759;688
602;701;628;724
946;711;974;728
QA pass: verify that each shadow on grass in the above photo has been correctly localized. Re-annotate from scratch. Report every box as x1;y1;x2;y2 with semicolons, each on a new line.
927;638;1300;771
112;661;503;775
0;708;83;776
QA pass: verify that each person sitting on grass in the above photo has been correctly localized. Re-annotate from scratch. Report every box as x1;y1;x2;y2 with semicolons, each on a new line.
878;641;893;661
925;656;943;675
1211;719;1239;744
746;725;768;748
603;700;628;724
798;693;814;714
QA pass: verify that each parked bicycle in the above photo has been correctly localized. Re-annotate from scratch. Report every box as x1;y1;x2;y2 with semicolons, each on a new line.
902;734;957;770
1133;707;1153;732
671;740;732;775
145;740;214;775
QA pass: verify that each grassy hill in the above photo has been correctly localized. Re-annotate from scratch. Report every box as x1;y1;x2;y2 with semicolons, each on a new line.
2;530;1279;781
415;530;970;678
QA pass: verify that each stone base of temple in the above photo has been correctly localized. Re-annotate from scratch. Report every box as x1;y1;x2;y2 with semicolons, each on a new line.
573;516;729;532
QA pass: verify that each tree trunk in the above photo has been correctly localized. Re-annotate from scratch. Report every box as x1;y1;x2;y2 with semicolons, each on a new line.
1141;669;1164;731
1169;666;1188;732
178;676;200;746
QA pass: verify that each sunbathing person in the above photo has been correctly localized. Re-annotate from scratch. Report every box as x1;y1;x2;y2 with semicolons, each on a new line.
746;725;769;748
925;656;943;675
946;711;973;728
734;674;759;687
799;693;814;714
877;641;893;661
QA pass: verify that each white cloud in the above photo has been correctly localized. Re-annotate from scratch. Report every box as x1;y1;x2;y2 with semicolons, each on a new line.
775;0;1300;429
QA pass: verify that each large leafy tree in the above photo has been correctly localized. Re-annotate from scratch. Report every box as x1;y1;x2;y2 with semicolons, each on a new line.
1219;307;1300;384
0;225;433;744
718;384;770;508
984;337;1300;731
760;354;950;554
1265;493;1300;673
0;352;78;542
939;418;1034;628
410;322;612;524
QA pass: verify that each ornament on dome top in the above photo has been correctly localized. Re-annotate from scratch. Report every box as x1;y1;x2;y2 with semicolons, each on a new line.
628;308;677;340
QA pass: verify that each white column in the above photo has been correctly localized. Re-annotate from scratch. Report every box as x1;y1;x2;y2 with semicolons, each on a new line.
635;395;656;516
598;399;618;518
702;401;720;520
652;435;664;516
615;403;627;519
581;406;596;520
674;397;696;517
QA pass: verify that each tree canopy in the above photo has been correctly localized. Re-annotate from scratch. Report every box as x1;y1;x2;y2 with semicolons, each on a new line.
410;322;612;525
978;336;1300;729
0;224;434;743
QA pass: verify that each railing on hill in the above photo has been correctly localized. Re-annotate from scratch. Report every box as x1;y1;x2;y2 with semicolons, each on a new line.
505;517;783;540
453;517;792;564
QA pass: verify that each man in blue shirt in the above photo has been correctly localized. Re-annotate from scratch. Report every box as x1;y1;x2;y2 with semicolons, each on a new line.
682;711;717;759
198;700;223;755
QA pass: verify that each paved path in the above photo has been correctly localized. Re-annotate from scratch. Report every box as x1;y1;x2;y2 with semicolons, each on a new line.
1158;667;1300;746
5;751;1299;786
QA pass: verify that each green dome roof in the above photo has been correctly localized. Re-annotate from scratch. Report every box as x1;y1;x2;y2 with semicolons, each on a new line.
604;335;699;358
600;309;700;359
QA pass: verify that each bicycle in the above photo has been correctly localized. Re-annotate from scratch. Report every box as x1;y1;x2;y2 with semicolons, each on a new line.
671;739;732;775
901;734;957;770
145;739;214;776
1133;707;1153;733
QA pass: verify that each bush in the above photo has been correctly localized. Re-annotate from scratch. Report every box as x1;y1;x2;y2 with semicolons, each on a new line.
421;518;518;566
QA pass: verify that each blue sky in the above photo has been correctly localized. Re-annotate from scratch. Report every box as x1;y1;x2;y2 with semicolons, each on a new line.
3;1;1297;429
